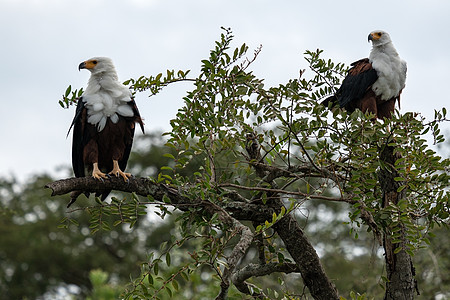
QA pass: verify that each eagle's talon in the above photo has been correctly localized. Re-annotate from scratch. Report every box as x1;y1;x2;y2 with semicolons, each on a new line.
93;176;105;183
108;161;132;182
92;172;107;181
92;163;108;181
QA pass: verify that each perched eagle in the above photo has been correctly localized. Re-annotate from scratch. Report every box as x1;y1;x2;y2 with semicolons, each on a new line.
67;57;144;207
323;30;407;119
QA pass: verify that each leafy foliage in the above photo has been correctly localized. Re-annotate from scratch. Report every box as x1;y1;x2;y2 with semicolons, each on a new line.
49;27;450;299
78;28;447;299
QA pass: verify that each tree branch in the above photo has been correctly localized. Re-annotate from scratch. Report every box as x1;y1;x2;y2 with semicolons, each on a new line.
219;183;355;204
216;222;254;300
45;177;256;300
231;262;300;296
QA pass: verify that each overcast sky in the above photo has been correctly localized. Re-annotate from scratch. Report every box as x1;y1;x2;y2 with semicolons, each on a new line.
1;0;449;182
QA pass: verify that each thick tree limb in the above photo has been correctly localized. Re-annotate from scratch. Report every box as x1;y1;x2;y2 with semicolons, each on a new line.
273;211;338;299
232;262;300;296
379;145;417;299
216;222;254;300
46;176;175;202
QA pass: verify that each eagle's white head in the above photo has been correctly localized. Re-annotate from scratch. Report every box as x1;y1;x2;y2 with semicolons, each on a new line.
368;30;392;47
78;57;118;78
79;57;133;131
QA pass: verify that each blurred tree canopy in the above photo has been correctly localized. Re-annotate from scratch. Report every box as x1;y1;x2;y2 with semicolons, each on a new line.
2;28;450;299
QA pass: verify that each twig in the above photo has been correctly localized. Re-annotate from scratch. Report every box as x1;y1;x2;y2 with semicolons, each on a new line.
219;183;355;204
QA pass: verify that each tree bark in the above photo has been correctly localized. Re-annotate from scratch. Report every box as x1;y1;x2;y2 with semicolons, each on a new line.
379;145;417;299
273;210;339;299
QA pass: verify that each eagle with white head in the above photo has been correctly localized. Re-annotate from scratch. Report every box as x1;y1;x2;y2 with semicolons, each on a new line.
68;57;144;206
323;30;407;119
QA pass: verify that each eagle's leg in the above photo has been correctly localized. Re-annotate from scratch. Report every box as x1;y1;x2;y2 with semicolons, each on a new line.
92;162;108;180
109;160;132;181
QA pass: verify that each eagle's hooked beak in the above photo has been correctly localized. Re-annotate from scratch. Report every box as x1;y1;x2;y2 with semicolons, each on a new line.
368;32;383;42
78;59;98;71
78;61;86;71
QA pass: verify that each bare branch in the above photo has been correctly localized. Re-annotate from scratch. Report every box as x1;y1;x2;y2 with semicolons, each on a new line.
232;262;300;296
216;222;254;300
219;183;355;204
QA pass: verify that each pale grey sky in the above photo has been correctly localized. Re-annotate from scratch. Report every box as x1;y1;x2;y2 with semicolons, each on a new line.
1;0;449;181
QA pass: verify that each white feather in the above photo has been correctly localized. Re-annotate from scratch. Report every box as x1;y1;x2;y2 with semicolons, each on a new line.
97;116;107;131
110;113;119;123
81;57;134;132
88;112;103;124
117;104;134;117
92;102;104;112
120;96;132;102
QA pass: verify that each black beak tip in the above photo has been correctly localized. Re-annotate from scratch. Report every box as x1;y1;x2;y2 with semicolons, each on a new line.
368;34;373;42
78;62;85;71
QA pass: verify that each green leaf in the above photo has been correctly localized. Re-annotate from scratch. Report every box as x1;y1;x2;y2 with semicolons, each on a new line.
65;85;71;97
153;262;159;275
172;279;179;291
166;252;171;267
165;286;173;297
180;271;189;282
163;153;175;159
162;194;172;204
147;274;154;285
393;246;403;254
160;241;168;252
397;185;407;193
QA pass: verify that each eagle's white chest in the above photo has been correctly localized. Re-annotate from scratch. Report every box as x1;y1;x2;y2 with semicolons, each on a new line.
82;76;134;131
370;45;407;101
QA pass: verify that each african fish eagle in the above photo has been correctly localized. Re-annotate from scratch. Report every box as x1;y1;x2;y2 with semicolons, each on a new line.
68;57;144;206
323;30;407;119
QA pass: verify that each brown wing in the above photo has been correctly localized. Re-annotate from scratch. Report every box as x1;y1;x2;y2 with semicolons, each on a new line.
67;97;92;207
69;97;89;178
336;58;378;111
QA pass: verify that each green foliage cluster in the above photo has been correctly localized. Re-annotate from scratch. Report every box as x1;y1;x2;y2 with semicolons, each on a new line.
93;28;447;299
51;28;449;299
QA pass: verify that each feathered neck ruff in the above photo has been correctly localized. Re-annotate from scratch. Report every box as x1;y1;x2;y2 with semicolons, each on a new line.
82;69;134;132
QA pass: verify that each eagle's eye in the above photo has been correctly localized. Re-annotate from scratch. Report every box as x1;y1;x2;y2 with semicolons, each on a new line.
377;32;382;37
92;60;98;65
